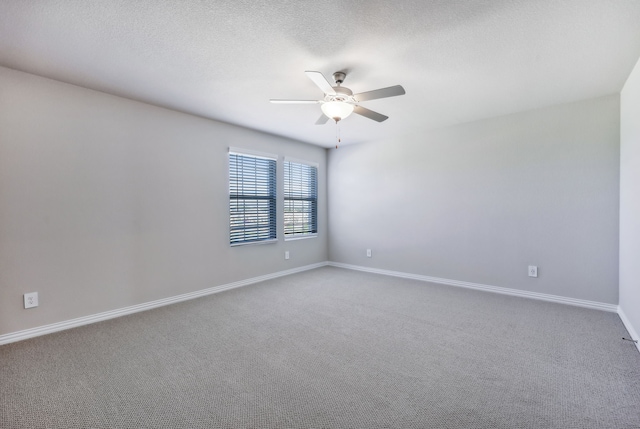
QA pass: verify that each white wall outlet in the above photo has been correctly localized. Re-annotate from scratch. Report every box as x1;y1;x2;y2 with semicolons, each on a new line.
366;249;372;258
528;266;538;278
285;251;289;260
24;292;38;309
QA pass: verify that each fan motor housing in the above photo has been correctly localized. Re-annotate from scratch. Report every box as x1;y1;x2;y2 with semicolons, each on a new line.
326;86;354;103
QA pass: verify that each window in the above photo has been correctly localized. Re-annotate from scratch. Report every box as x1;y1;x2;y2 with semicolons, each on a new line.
284;159;318;239
229;151;277;245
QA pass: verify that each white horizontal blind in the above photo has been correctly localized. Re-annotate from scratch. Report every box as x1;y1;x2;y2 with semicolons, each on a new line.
284;161;317;238
229;152;277;245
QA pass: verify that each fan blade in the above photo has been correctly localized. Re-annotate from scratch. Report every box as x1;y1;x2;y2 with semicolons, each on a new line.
354;85;405;102
353;105;388;122
270;99;320;104
305;71;336;95
315;114;330;125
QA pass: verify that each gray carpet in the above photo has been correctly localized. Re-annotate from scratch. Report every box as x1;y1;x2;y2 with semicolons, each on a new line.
1;266;639;428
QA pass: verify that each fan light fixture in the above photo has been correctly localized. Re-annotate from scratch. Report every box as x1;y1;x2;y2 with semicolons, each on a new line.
321;101;354;122
270;70;405;125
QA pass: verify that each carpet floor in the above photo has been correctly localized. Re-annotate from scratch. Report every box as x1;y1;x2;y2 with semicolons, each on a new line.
1;266;639;428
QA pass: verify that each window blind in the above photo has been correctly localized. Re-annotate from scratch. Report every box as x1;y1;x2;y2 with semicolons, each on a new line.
284;161;318;238
229;152;277;245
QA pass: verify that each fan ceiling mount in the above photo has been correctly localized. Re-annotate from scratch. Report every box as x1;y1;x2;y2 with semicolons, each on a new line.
270;70;405;124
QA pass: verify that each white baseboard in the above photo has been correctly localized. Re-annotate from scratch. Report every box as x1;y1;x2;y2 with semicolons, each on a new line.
4;261;630;349
617;307;640;353
0;262;329;346
327;262;618;313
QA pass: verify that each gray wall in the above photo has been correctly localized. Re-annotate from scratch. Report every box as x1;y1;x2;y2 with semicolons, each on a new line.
0;66;328;336
0;63;627;338
328;95;620;304
620;57;640;337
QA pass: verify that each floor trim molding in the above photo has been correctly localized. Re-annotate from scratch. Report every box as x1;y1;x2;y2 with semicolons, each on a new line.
618;307;640;353
4;261;629;348
0;262;329;346
328;262;618;313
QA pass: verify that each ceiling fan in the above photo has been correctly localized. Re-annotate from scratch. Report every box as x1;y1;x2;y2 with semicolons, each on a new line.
270;71;405;124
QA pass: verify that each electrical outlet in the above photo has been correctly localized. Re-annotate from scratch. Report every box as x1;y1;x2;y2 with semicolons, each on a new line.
366;249;372;258
24;292;38;309
528;266;538;278
285;251;289;260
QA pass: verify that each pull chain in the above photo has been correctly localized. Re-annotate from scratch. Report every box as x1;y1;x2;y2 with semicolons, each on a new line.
335;121;341;149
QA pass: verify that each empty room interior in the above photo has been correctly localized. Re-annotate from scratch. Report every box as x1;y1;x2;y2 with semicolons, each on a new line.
1;1;640;428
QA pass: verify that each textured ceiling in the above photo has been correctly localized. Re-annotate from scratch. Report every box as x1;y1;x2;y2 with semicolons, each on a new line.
1;0;640;148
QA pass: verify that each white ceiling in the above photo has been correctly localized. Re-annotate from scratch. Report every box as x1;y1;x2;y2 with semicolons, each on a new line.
1;1;640;148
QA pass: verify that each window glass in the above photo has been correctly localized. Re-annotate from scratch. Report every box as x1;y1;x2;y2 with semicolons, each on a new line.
284;161;317;238
229;152;277;245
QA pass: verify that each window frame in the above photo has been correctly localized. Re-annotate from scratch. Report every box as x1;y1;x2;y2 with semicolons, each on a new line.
228;148;278;246
283;157;318;241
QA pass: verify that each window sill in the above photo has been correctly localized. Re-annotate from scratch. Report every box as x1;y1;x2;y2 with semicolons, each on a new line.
230;238;278;247
284;234;318;242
